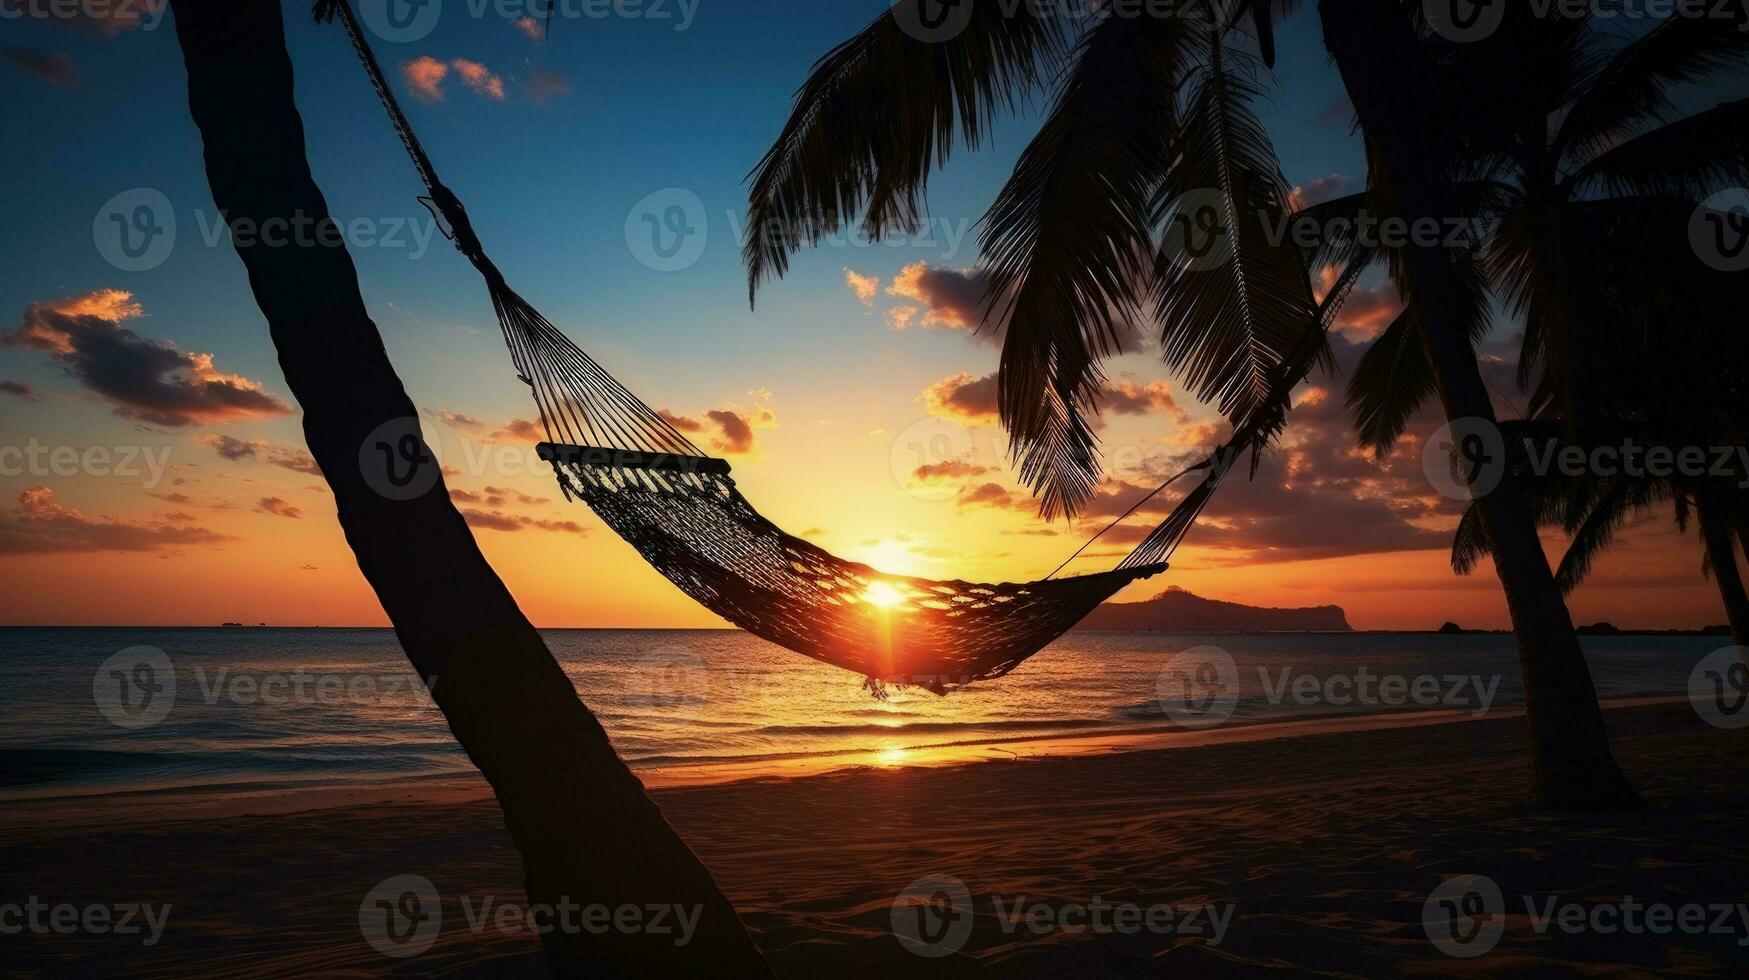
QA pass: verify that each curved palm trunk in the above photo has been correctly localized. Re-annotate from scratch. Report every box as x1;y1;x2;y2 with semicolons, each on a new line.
1319;0;1637;810
1698;490;1749;646
169;2;769;973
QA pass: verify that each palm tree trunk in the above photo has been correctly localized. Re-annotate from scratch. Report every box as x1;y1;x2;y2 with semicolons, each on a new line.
1698;490;1749;645
1319;0;1637;810
169;2;769;973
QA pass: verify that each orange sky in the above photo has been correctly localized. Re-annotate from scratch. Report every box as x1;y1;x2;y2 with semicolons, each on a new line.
0;283;1732;632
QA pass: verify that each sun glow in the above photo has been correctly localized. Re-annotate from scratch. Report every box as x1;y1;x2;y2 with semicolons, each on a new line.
862;580;907;609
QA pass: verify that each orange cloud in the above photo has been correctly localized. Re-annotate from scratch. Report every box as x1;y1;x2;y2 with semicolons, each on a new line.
920;372;998;425
401;56;448;102
450;58;506;101
0;487;230;554
843;268;879;307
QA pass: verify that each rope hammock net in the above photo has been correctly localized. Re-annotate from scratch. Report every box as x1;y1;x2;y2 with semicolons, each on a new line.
317;0;1329;691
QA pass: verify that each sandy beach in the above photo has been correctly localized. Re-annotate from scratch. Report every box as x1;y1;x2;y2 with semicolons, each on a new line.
2;698;1745;977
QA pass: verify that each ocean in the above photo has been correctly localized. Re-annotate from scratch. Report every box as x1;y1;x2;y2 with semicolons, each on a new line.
0;627;1726;803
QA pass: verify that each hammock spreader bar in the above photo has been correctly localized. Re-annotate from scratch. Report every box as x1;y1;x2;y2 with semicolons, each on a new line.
315;0;1328;690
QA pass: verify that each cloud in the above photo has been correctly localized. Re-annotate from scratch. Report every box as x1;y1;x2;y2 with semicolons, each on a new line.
203;434;260;461
912;459;992;483
255;496;302;519
0;487;230;554
957;482;1019;510
528;68;571;104
660;400;776;456
435;409;486;431
268;448;321;476
844;269;879;307
4;48;79;89
514;15;544;40
201;434;321;475
920;371;999;425
886;261;1146;351
451;486;549;509
1101;379;1188;420
460;509;587;535
401;56;449;102
450;58;506;101
3;291;291;427
886;262;993;333
491;418;543;442
0;380;37;400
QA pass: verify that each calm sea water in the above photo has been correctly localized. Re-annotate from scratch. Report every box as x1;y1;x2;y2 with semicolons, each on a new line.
0;628;1723;802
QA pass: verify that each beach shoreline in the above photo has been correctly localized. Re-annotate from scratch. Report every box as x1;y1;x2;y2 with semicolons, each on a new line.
4;698;1747;976
0;694;1693;829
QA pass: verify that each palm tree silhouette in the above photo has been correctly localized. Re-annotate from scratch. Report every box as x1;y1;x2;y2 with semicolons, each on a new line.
1342;10;1749;641
742;0;1745;807
168;1;769;973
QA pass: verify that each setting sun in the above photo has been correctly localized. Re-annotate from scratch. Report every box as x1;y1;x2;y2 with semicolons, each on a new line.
862;581;908;610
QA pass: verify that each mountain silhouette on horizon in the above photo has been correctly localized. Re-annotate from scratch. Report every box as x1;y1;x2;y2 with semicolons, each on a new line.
1076;586;1353;632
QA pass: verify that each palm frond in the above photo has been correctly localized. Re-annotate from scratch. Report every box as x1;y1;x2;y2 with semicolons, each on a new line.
1570;98;1749;200
1345;307;1430;456
1450;501;1489;575
743;1;1066;304
1556;14;1749;164
982;10;1196;519
1154;34;1318;428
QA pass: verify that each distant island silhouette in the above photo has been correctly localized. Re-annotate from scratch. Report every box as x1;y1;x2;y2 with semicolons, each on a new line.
1077;587;1353;632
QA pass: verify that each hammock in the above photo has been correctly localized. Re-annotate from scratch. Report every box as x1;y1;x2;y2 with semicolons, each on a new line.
316;0;1337;691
